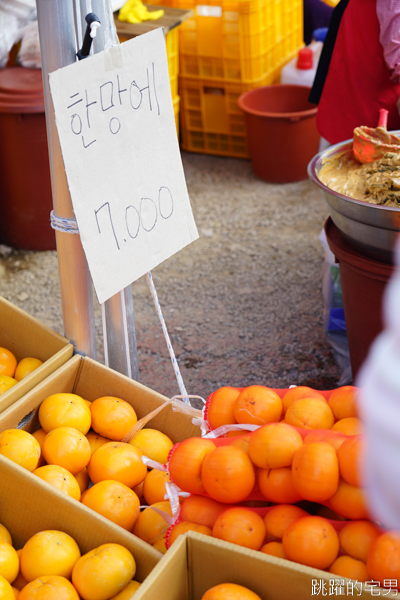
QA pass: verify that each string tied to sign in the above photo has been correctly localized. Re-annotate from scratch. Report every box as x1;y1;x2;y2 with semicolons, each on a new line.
146;272;191;404
50;210;79;234
49;210;192;404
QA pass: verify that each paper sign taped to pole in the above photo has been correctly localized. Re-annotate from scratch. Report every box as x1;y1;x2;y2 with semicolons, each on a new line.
49;28;198;304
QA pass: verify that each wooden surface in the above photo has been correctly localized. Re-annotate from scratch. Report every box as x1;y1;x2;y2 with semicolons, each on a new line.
114;5;192;36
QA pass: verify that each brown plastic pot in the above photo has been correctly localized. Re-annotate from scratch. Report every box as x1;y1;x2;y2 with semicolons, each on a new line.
238;84;320;183
0;67;55;250
325;217;394;380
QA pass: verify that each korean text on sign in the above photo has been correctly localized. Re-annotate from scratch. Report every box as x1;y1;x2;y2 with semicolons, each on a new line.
50;28;198;304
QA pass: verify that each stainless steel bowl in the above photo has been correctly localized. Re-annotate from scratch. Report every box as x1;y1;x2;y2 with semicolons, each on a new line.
308;138;400;264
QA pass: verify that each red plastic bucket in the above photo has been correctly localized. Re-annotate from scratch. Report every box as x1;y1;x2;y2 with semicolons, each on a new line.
325;217;394;380
0;67;55;251
238;84;320;183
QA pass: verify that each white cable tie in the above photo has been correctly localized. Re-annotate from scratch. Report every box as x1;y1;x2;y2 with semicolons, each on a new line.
170;395;205;418
90;21;101;38
163;490;190;500
141;455;167;471
191;417;209;436
192;401;209;434
201;420;210;436
203;423;260;438
138;505;174;526
50;210;79;234
165;481;182;518
171;394;205;406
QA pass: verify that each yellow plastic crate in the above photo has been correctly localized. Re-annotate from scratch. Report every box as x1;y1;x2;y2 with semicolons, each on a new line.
174;95;180;137
179;71;278;158
179;45;300;158
274;0;304;66
117;28;179;98
175;0;303;83
115;27;179;136
165;26;179;97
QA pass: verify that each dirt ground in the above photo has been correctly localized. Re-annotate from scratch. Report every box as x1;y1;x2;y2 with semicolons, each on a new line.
0;151;343;404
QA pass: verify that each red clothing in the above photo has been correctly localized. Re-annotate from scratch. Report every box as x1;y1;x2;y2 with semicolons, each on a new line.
317;0;400;144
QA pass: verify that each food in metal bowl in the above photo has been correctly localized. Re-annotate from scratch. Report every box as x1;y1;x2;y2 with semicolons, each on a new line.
319;150;400;207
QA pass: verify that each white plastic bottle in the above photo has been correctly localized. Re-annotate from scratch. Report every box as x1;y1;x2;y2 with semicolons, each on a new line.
280;43;323;88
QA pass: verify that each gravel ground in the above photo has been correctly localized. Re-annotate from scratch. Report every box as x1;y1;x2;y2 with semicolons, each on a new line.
0;151;343;403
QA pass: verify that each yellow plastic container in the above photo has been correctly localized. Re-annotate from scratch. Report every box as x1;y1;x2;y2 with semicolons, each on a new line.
179;72;270;158
175;0;303;83
173;95;180;137
165;26;179;98
322;0;339;5
118;28;179;99
179;45;300;158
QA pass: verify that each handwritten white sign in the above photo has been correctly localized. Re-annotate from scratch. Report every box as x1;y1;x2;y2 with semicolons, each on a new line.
49;28;198;304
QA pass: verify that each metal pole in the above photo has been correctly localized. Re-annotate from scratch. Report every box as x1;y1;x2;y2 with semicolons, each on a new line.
92;0;119;53
36;0;97;358
77;0;140;380
103;288;140;380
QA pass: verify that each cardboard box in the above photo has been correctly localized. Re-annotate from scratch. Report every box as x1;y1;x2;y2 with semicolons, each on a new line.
0;455;161;583
0;353;202;442
132;531;396;600
0;296;73;413
0;355;201;575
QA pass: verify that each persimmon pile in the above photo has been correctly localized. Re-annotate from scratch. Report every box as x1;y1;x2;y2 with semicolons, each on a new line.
0;524;141;599
167;496;400;588
164;384;400;589
205;384;361;434
167;426;367;519
3;381;400;590
0;392;175;553
0;347;43;396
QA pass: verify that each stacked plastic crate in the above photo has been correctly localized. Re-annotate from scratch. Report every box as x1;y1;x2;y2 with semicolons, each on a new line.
165;27;181;135
146;0;304;157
